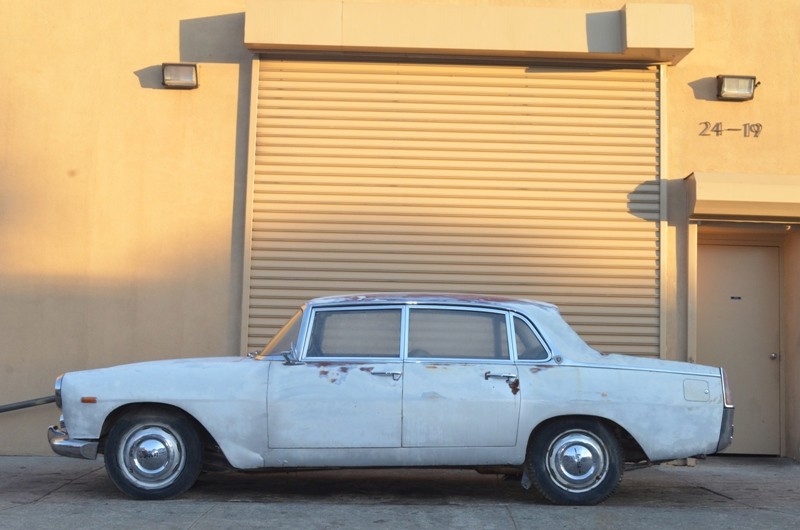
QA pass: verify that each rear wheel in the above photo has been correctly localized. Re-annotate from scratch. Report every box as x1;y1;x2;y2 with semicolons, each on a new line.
104;410;202;500
526;418;622;505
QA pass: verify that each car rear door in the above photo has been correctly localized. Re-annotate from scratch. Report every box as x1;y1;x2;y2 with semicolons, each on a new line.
401;306;521;448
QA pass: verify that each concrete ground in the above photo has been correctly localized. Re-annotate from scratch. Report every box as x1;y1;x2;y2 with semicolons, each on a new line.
0;456;798;529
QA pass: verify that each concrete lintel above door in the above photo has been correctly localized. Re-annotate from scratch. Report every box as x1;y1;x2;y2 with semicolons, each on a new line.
244;0;694;64
686;172;800;224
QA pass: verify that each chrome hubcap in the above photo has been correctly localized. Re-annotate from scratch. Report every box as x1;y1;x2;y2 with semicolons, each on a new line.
119;426;184;489
546;430;608;493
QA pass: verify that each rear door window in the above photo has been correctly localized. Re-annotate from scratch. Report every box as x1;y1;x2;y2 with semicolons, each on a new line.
407;308;509;360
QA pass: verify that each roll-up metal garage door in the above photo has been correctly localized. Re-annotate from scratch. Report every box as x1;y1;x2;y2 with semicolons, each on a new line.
244;60;660;356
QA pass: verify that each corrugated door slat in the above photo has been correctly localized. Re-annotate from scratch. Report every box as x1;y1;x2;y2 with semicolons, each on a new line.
245;61;660;355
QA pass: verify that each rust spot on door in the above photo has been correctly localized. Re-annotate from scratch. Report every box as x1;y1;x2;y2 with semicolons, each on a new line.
509;379;520;395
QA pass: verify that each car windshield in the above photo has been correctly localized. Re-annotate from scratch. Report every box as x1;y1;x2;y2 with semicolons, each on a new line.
258;310;303;358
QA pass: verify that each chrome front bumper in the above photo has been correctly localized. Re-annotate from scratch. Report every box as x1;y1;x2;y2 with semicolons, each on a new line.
48;424;99;460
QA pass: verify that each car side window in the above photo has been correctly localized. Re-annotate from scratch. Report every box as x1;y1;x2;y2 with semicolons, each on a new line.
514;316;548;361
408;308;509;360
306;308;401;358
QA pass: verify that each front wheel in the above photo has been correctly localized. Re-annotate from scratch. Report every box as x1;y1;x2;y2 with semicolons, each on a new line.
526;418;622;505
104;410;203;500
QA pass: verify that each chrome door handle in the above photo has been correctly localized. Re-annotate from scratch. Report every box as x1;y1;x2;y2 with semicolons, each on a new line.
484;372;517;381
372;371;402;381
770;352;779;360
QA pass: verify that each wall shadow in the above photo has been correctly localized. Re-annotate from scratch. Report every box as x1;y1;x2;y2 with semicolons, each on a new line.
179;12;252;343
689;77;719;101
626;179;662;223
133;65;163;89
586;11;623;53
179;13;248;63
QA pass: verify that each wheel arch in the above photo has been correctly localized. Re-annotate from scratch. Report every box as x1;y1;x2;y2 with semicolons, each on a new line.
526;414;648;464
97;402;227;466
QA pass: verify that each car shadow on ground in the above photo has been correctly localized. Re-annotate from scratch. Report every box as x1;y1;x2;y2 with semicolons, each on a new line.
188;468;534;504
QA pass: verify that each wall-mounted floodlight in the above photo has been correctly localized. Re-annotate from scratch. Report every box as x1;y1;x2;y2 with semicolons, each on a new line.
716;75;758;101
162;63;198;89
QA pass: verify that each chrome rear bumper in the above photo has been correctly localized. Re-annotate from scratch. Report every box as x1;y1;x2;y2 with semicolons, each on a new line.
716;407;735;453
48;424;99;460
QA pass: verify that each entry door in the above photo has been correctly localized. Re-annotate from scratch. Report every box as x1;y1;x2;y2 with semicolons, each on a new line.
697;244;781;454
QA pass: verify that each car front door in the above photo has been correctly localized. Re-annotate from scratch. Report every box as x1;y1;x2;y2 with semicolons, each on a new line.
401;306;521;448
267;306;403;449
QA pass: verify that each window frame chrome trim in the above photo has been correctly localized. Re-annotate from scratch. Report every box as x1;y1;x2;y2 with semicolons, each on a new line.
301;304;405;361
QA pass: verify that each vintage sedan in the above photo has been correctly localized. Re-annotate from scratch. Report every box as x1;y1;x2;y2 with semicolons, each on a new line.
48;293;734;505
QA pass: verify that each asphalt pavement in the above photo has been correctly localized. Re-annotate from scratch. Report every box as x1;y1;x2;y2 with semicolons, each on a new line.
1;455;798;529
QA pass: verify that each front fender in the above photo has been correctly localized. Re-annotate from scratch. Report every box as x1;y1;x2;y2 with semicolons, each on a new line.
59;357;270;469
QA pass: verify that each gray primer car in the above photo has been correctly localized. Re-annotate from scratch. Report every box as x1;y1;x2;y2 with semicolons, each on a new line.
49;293;734;505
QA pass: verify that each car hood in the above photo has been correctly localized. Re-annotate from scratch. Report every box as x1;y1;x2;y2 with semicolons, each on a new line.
60;356;266;410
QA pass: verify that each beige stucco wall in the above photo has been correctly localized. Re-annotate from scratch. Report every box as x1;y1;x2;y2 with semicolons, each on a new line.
1;0;798;456
665;0;800;178
0;0;250;454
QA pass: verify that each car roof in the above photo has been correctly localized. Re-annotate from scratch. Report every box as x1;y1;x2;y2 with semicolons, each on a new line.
304;293;607;363
307;292;557;312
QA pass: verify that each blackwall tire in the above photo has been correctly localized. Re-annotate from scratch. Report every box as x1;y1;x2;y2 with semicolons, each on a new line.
526;418;623;505
104;411;202;500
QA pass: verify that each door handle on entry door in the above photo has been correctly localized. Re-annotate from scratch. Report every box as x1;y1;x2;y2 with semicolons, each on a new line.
770;352;779;360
